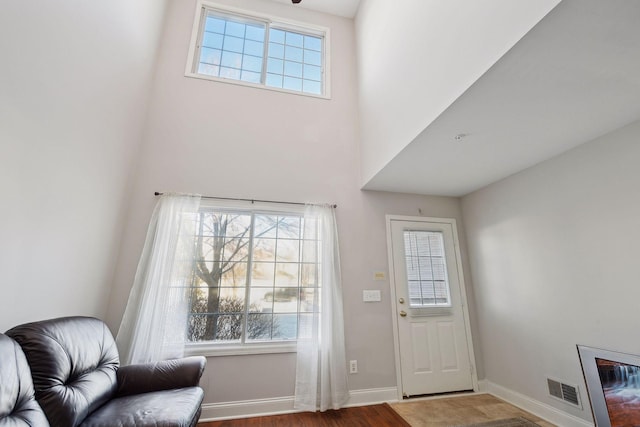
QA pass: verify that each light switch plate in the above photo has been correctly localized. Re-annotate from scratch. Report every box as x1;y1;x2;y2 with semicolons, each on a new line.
363;290;381;302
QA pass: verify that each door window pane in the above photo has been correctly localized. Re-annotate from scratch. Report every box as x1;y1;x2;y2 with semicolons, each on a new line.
403;230;452;307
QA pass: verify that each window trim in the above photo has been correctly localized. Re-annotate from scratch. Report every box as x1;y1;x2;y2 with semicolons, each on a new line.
185;341;296;357
184;199;314;357
185;0;331;99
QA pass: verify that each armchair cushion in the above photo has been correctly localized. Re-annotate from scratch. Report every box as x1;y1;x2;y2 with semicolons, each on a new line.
116;356;206;397
79;388;203;427
0;334;49;427
6;317;119;427
6;317;205;427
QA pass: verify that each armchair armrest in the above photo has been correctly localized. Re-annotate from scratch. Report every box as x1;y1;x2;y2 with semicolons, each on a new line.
116;356;206;397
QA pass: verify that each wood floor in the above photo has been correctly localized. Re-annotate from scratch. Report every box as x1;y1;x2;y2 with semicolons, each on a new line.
198;394;555;427
198;403;410;426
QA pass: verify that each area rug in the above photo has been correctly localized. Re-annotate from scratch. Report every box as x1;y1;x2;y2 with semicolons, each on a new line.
456;417;540;427
389;394;547;427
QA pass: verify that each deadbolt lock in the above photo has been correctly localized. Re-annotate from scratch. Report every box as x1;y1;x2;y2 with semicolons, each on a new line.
398;297;405;304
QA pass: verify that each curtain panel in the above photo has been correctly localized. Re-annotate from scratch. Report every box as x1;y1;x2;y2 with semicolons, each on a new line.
294;204;350;411
116;193;201;364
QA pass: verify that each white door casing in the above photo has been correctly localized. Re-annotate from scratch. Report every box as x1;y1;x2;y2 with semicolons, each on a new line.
386;215;478;398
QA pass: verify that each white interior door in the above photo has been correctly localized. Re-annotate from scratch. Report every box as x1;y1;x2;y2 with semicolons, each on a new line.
387;216;477;398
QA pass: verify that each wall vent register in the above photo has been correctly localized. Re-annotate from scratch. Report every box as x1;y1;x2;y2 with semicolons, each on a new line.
547;378;581;407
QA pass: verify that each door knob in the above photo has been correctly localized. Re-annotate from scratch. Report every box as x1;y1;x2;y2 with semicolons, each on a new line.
398;298;405;304
399;310;407;317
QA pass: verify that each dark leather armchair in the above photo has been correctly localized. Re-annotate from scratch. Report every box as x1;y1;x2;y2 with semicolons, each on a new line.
6;316;205;427
0;333;50;426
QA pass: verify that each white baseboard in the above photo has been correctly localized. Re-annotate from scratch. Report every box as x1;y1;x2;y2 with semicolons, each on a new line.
477;378;490;392
199;395;296;421
482;380;593;427
343;386;399;407
199;386;398;421
200;381;594;426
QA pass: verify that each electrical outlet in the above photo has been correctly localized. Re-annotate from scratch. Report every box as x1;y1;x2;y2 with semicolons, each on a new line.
349;359;358;374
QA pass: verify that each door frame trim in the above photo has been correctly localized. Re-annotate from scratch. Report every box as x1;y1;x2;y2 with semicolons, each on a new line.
386;214;479;400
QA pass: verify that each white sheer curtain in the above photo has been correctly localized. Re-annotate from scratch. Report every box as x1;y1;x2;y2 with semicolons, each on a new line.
294;204;350;411
116;193;201;365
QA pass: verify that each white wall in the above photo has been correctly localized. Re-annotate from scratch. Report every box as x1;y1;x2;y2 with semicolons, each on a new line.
105;0;476;405
355;0;560;186
0;1;167;331
461;119;640;422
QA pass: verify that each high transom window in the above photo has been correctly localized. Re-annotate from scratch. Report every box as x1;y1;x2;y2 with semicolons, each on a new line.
186;2;328;97
186;203;320;346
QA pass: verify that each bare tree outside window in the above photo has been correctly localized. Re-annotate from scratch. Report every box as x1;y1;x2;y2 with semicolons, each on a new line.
187;209;310;343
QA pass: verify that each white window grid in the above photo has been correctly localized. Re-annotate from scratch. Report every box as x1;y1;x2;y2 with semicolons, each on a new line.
197;12;267;84
265;27;323;94
185;206;321;345
403;230;452;307
187;2;329;98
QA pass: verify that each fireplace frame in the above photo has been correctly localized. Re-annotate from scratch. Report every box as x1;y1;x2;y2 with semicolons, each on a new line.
578;344;640;427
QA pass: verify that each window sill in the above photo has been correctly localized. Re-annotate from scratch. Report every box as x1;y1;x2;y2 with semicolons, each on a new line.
185;341;297;357
184;72;331;100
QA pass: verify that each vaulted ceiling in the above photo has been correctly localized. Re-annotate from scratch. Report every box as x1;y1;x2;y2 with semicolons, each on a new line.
265;0;640;197
362;0;640;196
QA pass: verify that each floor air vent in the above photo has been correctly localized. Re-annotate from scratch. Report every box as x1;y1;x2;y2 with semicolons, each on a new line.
547;378;581;407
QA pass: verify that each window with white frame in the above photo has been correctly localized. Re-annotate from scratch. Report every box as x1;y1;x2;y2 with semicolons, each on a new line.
403;230;452;307
186;2;328;97
185;202;320;348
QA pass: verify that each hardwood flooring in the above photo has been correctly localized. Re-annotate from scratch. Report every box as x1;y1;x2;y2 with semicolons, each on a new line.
198;403;410;426
198;394;555;427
